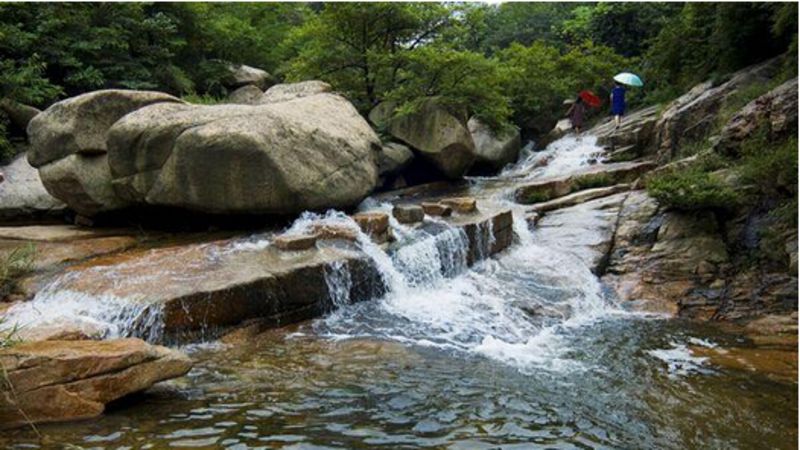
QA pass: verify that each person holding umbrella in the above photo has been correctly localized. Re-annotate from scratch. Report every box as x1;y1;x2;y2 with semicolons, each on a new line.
611;72;643;129
610;81;626;129
566;96;586;134
567;90;602;134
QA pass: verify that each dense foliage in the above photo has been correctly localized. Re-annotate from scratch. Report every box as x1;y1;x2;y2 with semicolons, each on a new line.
0;2;796;146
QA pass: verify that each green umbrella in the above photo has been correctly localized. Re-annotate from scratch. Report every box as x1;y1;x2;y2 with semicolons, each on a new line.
613;72;644;87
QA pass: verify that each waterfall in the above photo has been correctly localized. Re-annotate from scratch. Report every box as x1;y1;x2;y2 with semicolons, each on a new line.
324;260;353;309
2;276;165;342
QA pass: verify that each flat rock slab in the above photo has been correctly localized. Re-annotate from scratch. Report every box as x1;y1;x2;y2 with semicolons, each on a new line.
528;184;631;213
515;160;655;204
441;197;478;213
533;193;629;273
0;235;138;272
421;202;453;217
393;204;424;224
0;225;129;242
0;338;191;428
4;210;515;344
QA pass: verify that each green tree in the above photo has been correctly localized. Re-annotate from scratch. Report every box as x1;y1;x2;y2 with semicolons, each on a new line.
283;3;452;110
387;45;511;130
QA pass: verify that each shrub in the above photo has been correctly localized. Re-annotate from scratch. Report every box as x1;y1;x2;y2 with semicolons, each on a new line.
0;243;36;298
573;172;613;190
646;167;739;211
739;136;798;198
181;93;225;105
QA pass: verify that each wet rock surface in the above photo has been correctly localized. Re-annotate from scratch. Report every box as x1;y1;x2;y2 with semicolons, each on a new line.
715;77;798;155
515;160;655;204
384;99;477;179
26;85;380;217
534;192;628;273
0;338;191;428
653;58;781;163
468;117;521;172
0;153;66;221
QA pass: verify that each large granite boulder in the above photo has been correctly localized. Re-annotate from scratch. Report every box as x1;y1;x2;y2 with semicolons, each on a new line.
653;58;781;163
39;153;128;216
377;142;414;177
0;338;191;428
383;99;477;179
27;90;182;168
27;84;381;216
259;80;332;104
715;77;798;156
226;84;264;105
108;91;380;214
225;64;275;90
0;152;66;220
467;117;521;172
0;99;40;132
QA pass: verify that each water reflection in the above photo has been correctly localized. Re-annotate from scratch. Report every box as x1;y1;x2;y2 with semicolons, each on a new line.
3;319;796;449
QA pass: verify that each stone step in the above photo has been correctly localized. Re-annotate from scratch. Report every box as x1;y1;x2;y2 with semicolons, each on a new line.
18;209;514;344
606;145;639;162
0;338;191;429
514;160;656;204
527;184;631;214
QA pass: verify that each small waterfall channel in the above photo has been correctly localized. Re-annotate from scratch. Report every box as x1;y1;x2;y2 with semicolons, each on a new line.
3;133;796;449
3;132;619;369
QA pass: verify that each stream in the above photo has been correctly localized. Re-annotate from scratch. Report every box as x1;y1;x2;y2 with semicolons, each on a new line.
3;134;796;449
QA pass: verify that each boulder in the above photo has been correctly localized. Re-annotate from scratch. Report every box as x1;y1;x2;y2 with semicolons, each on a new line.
0;99;40;132
108;91;380;215
539;119;572;149
385;99;477;179
0;152;66;220
225;64;274;90
467;117;521;172
39;153;128;216
226;84;264;105
377;142;414;177
27;90;182;168
273;233;319;251
421;202;452;217
352;212;389;237
368;101;396;128
715;77;798;155
393;204;424;224
0;338;191;428
259;80;332;104
653;58;780;163
441;197;477;214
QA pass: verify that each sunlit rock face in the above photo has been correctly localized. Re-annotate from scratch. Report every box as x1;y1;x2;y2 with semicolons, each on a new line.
0;338;191;429
27;85;381;217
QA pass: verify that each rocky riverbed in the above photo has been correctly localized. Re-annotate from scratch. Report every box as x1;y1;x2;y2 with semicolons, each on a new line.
0;58;795;446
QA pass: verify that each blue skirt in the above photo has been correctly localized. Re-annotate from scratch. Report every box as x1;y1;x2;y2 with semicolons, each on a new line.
611;104;625;116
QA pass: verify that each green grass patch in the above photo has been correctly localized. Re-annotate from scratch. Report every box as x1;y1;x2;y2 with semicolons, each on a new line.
646;166;739;211
573;173;613;191
0;243;36;299
181;93;225;105
518;189;555;204
739;135;798;198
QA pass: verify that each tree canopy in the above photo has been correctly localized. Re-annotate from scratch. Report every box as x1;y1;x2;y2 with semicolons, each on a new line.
0;1;796;156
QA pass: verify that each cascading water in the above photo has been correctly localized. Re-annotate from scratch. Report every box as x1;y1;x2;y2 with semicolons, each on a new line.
498;135;606;181
314;207;622;373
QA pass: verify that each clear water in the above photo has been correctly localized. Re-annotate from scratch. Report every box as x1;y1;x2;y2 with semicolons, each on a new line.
2;134;796;449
